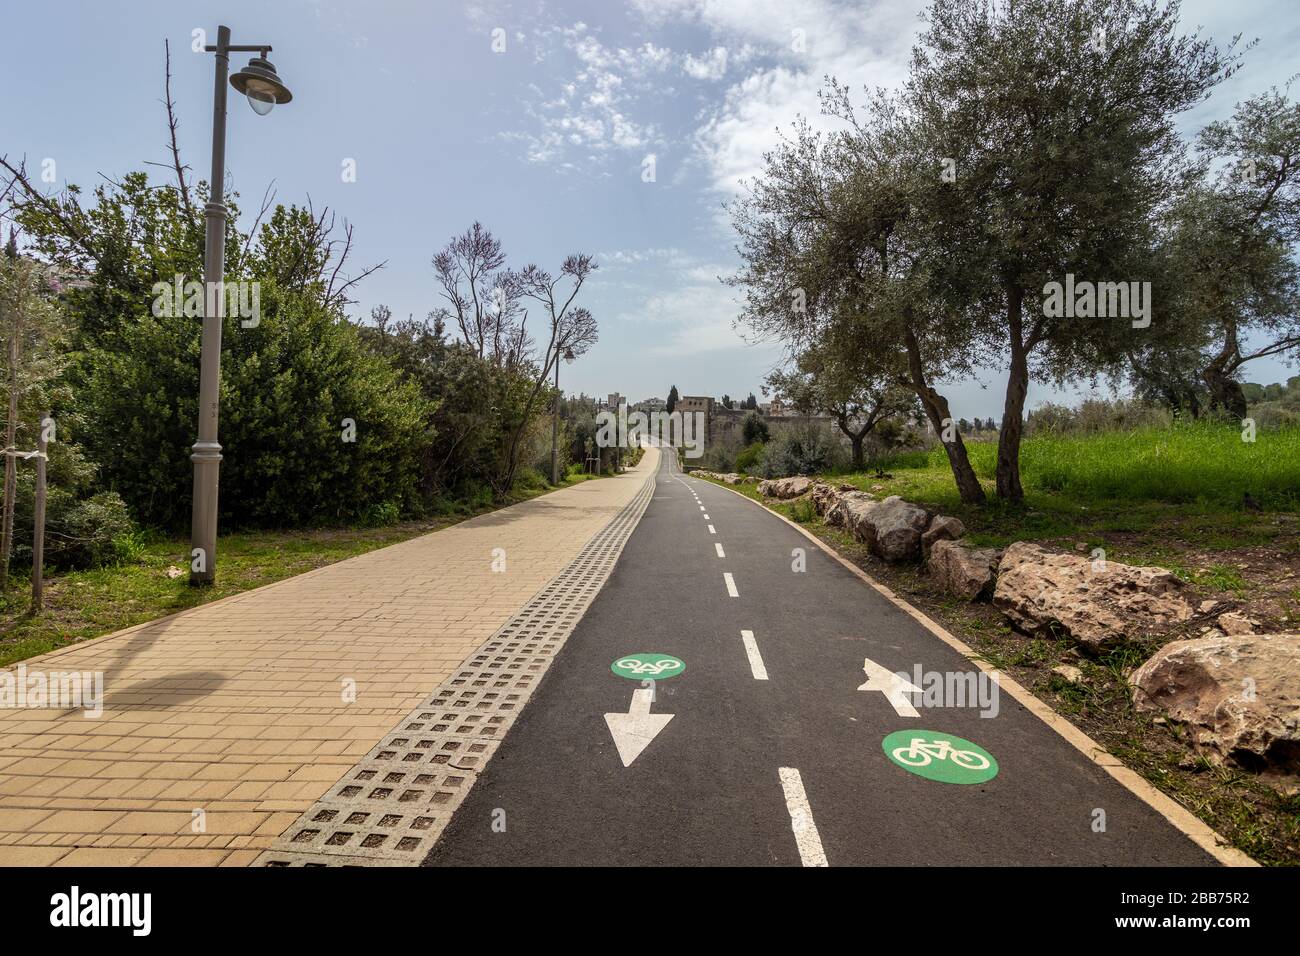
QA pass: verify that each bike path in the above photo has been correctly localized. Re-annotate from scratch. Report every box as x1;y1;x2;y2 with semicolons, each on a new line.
424;452;1219;866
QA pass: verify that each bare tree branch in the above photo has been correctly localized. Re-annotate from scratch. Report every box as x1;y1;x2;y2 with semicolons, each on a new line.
162;38;195;221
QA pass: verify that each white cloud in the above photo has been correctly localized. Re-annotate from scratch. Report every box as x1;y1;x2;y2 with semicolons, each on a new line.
506;23;671;166
633;0;926;196
683;46;730;80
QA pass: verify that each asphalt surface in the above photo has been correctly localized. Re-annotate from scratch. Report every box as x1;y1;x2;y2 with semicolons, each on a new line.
424;450;1217;866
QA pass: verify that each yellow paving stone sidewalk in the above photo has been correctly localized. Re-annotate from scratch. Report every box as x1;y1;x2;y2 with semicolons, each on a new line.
0;448;658;866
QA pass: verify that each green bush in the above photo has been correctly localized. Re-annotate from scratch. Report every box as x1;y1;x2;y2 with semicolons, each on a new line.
788;498;817;523
362;500;402;527
735;441;765;474
759;423;847;477
71;281;433;530
27;490;135;570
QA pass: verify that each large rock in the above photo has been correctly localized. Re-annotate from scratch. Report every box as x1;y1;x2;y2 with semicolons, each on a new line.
929;539;1000;600
757;476;813;499
1217;611;1258;636
992;542;1196;651
809;482;842;516
857;495;930;562
825;491;876;532
921;515;966;558
1130;633;1300;772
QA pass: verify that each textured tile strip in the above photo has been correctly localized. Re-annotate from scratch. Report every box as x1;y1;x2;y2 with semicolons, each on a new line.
255;469;657;866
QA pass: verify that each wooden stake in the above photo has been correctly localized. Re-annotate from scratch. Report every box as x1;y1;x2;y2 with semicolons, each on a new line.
31;413;48;612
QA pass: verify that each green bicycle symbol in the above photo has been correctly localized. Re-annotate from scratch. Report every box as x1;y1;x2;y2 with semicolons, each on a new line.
881;729;999;784
611;653;686;680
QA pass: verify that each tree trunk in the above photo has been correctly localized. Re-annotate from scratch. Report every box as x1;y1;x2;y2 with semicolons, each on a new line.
1202;357;1248;420
996;288;1029;503
0;312;19;591
31;412;48;612
836;414;867;471
903;327;985;505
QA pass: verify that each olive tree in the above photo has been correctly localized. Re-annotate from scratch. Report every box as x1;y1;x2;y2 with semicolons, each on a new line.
906;0;1237;499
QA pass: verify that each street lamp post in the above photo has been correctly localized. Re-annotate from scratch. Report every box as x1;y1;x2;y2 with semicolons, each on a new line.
550;347;575;485
190;25;293;586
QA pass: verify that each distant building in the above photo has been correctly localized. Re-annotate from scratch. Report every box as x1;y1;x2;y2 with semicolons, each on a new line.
606;392;624;410
674;395;714;443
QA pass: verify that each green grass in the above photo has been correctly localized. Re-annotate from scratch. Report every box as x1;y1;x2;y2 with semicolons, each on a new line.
867;421;1300;511
0;470;606;668
817;423;1300;554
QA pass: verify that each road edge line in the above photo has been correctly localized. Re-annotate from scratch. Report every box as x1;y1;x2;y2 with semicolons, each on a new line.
696;475;1258;869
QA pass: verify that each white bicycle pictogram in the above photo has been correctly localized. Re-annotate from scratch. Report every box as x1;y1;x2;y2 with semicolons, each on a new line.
615;658;683;677
891;737;990;770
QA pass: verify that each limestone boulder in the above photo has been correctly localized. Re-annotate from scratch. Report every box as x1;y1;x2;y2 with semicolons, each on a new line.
1130;633;1300;772
758;475;814;499
929;539;1000;600
825;491;876;533
809;482;842;516
921;515;966;558
992;542;1196;651
857;495;930;562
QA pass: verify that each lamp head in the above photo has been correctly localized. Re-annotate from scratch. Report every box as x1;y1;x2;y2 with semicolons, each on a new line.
230;55;292;115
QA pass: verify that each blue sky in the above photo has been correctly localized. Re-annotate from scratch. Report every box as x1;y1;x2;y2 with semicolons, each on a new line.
2;0;1298;418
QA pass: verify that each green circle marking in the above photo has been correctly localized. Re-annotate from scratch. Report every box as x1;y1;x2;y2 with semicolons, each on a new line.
611;653;685;681
881;729;999;785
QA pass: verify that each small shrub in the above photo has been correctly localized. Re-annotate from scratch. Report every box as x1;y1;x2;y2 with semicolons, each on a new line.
735;441;764;474
759;423;848;477
788;498;816;523
110;529;150;565
362;500;402;527
514;467;547;491
44;491;135;570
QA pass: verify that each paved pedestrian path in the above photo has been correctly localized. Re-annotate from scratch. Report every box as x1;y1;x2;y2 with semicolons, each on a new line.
0;448;658;866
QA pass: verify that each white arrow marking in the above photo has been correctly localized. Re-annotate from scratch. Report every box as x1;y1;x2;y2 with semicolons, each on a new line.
604;688;674;767
856;657;922;717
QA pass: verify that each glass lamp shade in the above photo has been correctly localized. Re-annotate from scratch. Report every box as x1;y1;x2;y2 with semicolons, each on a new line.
230;56;292;116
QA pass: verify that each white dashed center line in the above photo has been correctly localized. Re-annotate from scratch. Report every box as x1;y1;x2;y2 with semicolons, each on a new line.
707;525;716;534
715;543;726;558
723;572;739;597
778;768;828;867
740;629;768;680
